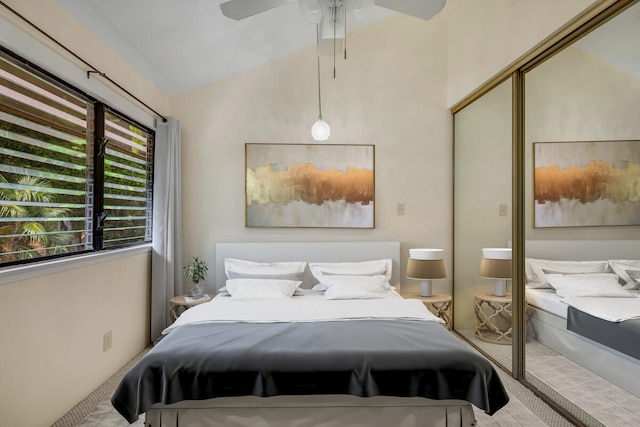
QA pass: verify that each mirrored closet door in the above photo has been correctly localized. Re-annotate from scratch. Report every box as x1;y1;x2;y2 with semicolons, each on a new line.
523;2;640;425
453;77;513;373
453;1;640;426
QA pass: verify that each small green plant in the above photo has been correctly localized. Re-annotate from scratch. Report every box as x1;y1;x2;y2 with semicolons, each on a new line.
183;256;208;284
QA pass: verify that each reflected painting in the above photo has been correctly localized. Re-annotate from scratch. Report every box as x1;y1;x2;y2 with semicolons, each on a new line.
245;143;375;228
533;140;640;227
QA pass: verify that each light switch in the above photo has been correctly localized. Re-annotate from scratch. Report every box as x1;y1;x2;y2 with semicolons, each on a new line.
499;204;508;216
397;203;405;216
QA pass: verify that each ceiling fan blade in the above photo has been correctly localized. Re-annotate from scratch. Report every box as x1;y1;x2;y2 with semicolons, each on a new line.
220;0;296;20
374;0;446;20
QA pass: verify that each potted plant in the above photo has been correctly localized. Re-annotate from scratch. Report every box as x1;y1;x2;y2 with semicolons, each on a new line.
183;256;208;298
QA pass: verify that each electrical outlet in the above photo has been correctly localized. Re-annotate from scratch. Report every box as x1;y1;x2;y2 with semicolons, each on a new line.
499;204;508;216
397;203;405;216
103;330;112;352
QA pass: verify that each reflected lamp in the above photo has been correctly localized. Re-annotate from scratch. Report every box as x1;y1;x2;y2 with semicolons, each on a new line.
479;248;512;297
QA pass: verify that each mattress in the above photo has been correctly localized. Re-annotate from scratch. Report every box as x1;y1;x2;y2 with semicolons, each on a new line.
525;288;568;318
527;288;640;361
112;293;509;423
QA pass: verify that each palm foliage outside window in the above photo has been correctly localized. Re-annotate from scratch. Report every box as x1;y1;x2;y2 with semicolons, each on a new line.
0;48;154;266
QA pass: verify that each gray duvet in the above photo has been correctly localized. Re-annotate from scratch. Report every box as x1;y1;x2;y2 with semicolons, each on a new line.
112;319;509;423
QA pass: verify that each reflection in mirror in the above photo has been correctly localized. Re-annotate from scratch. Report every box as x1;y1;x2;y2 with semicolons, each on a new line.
453;77;513;373
524;2;640;425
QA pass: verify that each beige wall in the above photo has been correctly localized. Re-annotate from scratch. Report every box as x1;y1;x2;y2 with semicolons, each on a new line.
0;1;164;425
171;13;454;296
0;252;151;427
446;0;597;107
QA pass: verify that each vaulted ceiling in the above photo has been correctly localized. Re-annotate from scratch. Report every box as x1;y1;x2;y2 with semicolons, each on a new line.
54;1;640;98
55;0;396;96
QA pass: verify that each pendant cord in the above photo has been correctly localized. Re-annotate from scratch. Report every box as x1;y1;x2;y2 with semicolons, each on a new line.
344;7;347;60
333;6;336;79
316;24;322;118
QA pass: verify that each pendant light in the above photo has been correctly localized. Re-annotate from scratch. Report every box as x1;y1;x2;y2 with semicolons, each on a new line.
311;24;330;141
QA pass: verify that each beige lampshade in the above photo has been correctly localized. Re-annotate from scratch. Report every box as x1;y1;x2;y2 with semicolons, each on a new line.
407;258;447;280
479;258;512;279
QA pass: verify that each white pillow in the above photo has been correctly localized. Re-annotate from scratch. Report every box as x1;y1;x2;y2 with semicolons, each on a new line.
224;258;306;280
608;260;640;290
545;273;635;298
225;278;301;300
309;259;392;282
319;274;390;288
323;282;389;300
218;285;307;296
525;259;610;289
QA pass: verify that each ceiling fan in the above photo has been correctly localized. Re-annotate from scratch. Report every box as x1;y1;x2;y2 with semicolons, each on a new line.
220;0;446;22
220;0;446;56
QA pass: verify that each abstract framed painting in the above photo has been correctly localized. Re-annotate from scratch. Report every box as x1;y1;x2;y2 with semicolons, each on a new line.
245;143;375;228
533;140;640;227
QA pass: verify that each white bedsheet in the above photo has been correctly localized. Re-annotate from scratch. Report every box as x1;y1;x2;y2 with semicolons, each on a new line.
562;292;640;322
164;291;444;334
526;289;640;322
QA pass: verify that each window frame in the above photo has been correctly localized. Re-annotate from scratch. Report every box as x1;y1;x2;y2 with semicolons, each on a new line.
0;46;155;268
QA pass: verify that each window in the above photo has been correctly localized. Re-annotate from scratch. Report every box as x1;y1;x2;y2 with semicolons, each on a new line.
99;108;154;248
0;49;154;266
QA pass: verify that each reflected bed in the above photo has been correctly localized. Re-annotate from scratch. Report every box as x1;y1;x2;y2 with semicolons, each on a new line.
523;240;640;398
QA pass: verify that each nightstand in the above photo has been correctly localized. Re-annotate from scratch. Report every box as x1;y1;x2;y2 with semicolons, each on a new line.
403;293;453;330
169;294;212;322
474;292;512;344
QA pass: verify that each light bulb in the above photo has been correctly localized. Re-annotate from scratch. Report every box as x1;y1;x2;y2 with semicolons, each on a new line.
311;117;330;141
299;0;324;24
345;0;374;22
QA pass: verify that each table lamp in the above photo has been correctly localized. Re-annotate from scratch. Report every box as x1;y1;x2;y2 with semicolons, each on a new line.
407;248;446;297
479;248;512;297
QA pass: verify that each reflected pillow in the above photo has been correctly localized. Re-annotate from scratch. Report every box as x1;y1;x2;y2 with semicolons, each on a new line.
225;278;302;300
627;270;640;282
608;260;640;290
525;259;610;289
546;273;635;298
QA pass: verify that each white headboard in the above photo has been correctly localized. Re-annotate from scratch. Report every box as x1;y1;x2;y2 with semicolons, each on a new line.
522;240;639;261
214;241;400;292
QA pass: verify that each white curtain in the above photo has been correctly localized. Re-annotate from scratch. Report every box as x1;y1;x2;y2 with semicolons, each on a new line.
151;117;183;342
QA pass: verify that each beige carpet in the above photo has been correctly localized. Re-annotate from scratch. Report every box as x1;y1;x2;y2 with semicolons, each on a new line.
51;349;148;427
527;355;640;427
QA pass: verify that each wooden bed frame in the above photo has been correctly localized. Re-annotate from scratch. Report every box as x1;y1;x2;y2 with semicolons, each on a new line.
524;239;640;398
144;241;478;427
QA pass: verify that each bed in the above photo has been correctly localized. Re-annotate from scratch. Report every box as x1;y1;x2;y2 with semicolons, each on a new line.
523;240;640;398
111;241;509;426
